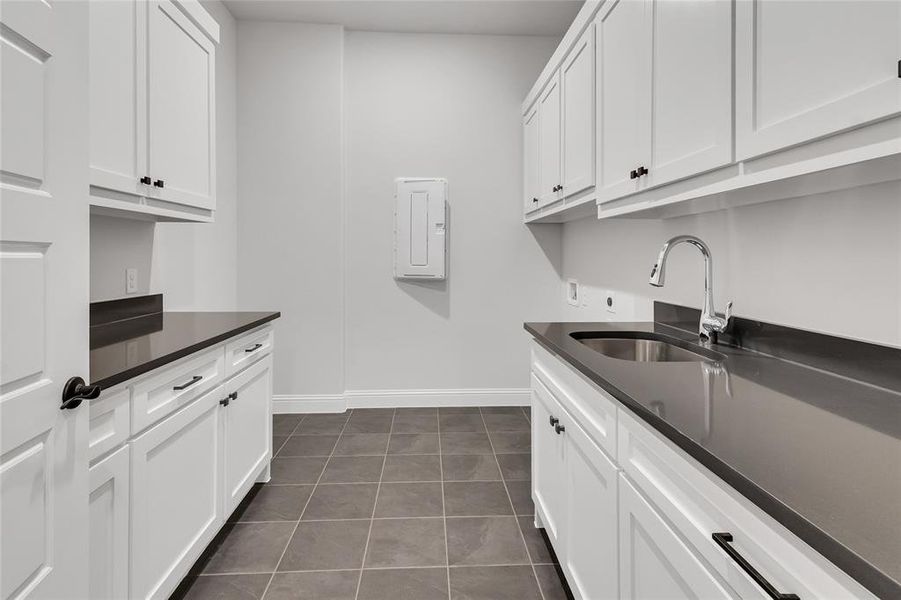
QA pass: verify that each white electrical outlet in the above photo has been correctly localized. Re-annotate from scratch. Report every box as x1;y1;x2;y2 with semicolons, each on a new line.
566;279;580;306
605;290;616;313
126;268;138;294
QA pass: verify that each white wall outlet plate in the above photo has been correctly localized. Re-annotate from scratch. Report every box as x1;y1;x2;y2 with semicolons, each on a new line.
126;268;138;294
566;279;580;306
605;290;616;313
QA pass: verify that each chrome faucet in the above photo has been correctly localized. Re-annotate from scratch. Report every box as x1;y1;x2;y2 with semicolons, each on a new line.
648;235;732;343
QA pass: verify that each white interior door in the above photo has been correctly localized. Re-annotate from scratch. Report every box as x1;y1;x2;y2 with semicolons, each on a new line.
0;1;91;599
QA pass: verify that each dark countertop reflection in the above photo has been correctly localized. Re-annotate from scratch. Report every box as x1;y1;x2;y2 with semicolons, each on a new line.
525;320;901;599
90;311;280;389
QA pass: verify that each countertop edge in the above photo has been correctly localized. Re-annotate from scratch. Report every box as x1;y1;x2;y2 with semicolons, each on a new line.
524;322;899;600
91;312;281;389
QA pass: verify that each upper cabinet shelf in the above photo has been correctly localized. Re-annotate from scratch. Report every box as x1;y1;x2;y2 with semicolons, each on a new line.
90;0;218;223
523;0;901;223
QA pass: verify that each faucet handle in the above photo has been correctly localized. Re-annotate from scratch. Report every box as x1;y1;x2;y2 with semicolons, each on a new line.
724;301;733;324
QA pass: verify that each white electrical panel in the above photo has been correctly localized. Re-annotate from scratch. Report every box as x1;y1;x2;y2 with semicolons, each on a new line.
394;178;447;280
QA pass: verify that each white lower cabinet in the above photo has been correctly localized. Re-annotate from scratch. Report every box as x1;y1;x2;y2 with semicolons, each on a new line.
562;407;619;600
86;325;276;599
531;342;876;600
531;375;567;546
89;445;130;600
221;356;273;514
619;475;735;599
130;385;224;600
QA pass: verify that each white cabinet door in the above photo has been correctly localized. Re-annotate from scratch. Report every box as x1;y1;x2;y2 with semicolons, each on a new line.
222;356;273;515
531;375;567;547
537;75;562;207
89;0;147;196
562;414;618;600
0;2;91;598
147;0;216;210
523;106;541;214
561;24;596;198
597;0;651;203
89;445;130;600
647;0;732;188
736;0;901;160
619;475;736;600
130;387;223;600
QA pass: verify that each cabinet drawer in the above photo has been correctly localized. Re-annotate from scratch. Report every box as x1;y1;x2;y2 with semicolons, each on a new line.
130;346;225;434
618;409;876;600
89;387;131;463
225;326;273;377
531;341;618;461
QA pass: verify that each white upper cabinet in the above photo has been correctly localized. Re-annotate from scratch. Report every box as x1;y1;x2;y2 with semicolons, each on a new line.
89;0;217;221
647;0;732;189
147;0;216;210
598;0;732;203
561;24;596;198
90;0;145;197
523;105;540;213
736;0;901;160
538;76;563;207
598;0;650;202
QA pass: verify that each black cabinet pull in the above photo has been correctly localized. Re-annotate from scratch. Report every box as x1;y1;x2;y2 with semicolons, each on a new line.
173;375;202;391
630;169;638;180
229;391;238;401
245;343;263;353
712;533;799;600
636;166;649;177
60;376;102;410
219;396;230;407
153;179;165;188
532;197;538;203
554;423;565;435
140;176;152;185
549;416;559;427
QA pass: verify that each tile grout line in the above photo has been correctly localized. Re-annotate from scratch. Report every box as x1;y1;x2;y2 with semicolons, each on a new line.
438;412;452;600
479;407;547;600
259;410;352;600
353;408;395;600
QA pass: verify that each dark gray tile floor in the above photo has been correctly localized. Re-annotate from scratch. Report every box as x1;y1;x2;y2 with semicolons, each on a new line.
174;406;572;600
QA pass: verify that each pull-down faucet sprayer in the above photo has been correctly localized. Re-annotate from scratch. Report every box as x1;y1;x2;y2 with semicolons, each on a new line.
649;235;732;343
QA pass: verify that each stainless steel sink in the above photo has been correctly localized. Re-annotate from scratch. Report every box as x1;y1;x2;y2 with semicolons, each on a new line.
570;332;725;363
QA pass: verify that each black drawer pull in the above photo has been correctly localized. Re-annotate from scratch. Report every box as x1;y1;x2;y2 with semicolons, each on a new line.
140;176;152;185
245;343;263;353
153;179;165;188
549;416;559;427
712;533;799;600
630;169;638;180
172;375;202;391
554;423;565;435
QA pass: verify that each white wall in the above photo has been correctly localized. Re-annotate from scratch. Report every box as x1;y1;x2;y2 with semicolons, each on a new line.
343;32;562;393
89;0;239;310
561;181;901;347
235;22;345;397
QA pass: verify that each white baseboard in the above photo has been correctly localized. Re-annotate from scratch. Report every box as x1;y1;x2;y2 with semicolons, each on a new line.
272;388;530;414
272;394;346;414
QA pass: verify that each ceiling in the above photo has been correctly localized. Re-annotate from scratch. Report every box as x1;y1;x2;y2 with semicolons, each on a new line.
222;0;584;36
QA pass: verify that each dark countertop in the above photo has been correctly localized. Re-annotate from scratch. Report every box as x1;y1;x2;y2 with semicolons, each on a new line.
90;311;280;389
525;316;901;599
